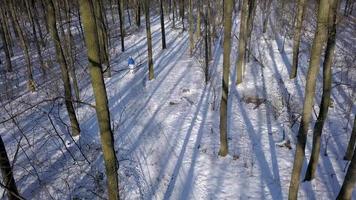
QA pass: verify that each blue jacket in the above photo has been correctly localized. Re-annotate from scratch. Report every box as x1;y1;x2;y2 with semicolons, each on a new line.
128;57;135;65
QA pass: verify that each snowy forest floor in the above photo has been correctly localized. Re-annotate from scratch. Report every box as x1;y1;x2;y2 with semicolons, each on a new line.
0;6;355;200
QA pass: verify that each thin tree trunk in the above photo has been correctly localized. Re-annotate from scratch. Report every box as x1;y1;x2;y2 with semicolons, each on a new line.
172;0;176;28
46;0;81;137
8;0;35;92
337;126;356;200
144;0;154;80
32;0;45;47
0;135;20;200
0;16;12;72
79;0;119;199
64;0;81;101
288;1;330;199
135;0;141;27
195;0;201;40
118;0;125;51
219;0;233;157
290;0;306;79
236;0;249;85
0;8;13;56
204;11;209;84
246;0;256;63
25;0;46;76
126;1;131;26
160;0;167;49
188;0;194;56
344;116;356;161
93;0;111;77
304;0;338;181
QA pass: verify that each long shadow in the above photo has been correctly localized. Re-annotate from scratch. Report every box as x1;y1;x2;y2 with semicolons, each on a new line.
232;87;283;200
163;82;208;200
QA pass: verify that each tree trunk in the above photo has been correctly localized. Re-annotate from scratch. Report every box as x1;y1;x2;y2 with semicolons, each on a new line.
135;0;141;27
195;0;201;40
79;0;119;199
93;0;111;77
64;0;81;101
144;0;154;80
288;1;330;199
219;0;233;157
246;0;256;63
0;7;13;57
0;135;20;200
235;0;249;85
8;0;35;92
188;0;194;56
118;0;125;51
46;0;81;137
344;116;356;161
25;0;46;76
337;129;356;200
204;11;209;84
160;0;167;49
304;0;338;181
0;16;12;72
262;0;272;33
290;0;306;79
172;0;176;28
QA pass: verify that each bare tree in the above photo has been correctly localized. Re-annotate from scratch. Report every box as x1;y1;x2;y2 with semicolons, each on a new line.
288;1;331;199
79;0;119;199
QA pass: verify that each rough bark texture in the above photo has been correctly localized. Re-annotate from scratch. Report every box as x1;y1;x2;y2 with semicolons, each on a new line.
290;0;306;79
79;0;119;199
219;0;233;157
288;1;330;199
8;0;35;92
337;131;356;200
144;0;154;80
47;0;81;137
64;0;81;101
304;0;338;181
118;0;125;51
0;16;12;72
188;0;194;56
344;116;356;161
0;135;20;200
236;0;249;85
160;0;167;49
93;0;111;77
25;0;46;76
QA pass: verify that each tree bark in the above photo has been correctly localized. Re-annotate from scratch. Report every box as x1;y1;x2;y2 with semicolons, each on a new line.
236;0;249;85
64;0;81;101
118;0;125;51
8;0;35;92
160;0;167;49
188;0;194;56
219;0;233;157
144;0;154;80
79;0;119;199
25;0;46;76
0;16;12;72
290;0;306;79
337;128;356;200
46;0;81;137
288;0;330;199
344;116;356;161
195;0;201;40
93;0;111;77
0;135;20;200
304;0;338;181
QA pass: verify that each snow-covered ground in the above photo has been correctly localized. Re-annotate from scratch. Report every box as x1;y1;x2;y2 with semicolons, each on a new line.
0;5;355;200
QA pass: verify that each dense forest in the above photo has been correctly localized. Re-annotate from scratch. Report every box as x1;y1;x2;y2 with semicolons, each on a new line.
0;0;355;199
